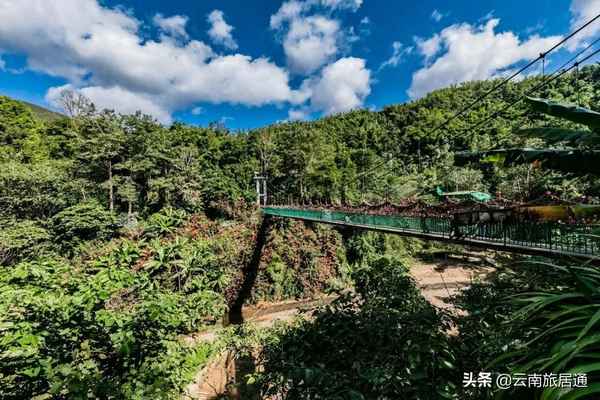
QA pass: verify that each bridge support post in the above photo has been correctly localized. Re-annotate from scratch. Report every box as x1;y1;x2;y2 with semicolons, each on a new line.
254;174;268;206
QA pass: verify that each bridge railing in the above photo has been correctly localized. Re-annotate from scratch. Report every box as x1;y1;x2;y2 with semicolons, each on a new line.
262;207;600;257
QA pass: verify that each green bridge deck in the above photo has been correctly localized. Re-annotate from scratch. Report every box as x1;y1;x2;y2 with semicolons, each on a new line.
261;207;600;259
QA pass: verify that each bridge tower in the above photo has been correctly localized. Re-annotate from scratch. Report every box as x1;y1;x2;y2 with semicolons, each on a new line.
254;173;268;206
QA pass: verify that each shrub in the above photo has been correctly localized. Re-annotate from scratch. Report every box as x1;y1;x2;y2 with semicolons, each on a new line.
144;207;187;238
498;262;600;400
0;219;51;265
0;160;81;219
49;202;116;252
0;257;221;399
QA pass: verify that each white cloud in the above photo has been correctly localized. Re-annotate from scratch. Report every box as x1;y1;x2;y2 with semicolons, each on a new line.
408;19;561;99
568;0;600;50
270;0;362;75
379;41;412;70
431;9;445;22
414;34;442;62
153;14;189;40
320;0;363;11
283;15;341;74
0;57;4;70
270;1;304;29
360;16;370;25
207;10;238;50
0;0;297;123
301;57;371;114
191;106;203;115
270;0;363;27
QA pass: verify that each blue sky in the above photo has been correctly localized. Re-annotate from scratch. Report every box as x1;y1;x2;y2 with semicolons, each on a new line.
0;0;598;130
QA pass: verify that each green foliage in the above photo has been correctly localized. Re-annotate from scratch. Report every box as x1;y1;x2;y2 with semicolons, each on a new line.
252;219;346;301
0;160;82;219
442;166;487;193
498;262;600;400
450;261;600;400
0;96;38;150
4;67;600;216
0;219;51;265
49;202;117;252
0;236;226;398
144;207;188;237
491;163;592;202
1;64;600;399
252;255;457;399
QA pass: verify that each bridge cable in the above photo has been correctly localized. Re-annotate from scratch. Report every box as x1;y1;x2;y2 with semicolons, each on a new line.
356;13;600;180
462;45;600;136
361;37;600;203
423;13;600;142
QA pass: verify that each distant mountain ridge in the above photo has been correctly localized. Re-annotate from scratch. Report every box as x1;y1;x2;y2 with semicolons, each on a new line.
0;94;65;122
19;99;64;122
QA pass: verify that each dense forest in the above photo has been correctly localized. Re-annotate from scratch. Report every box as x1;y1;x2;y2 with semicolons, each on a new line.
1;65;600;399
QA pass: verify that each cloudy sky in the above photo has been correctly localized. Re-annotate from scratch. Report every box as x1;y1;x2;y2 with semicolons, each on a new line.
0;0;599;129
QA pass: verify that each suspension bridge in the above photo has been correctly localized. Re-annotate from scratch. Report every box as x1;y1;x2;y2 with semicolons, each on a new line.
257;14;600;260
261;206;600;259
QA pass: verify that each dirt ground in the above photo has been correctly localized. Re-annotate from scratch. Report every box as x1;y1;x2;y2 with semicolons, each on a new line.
409;251;496;312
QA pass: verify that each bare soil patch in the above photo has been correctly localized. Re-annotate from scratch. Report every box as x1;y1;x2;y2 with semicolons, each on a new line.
410;251;495;311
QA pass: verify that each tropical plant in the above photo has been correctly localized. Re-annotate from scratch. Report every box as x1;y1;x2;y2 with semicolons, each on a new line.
495;262;600;400
455;96;600;175
0;219;51;265
144;207;188;237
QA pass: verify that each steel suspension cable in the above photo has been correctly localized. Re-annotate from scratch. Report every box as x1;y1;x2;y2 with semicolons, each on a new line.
424;13;600;141
356;13;600;180
465;46;600;135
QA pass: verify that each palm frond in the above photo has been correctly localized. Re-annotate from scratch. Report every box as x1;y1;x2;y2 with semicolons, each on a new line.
455;148;600;174
516;127;600;146
525;97;600;131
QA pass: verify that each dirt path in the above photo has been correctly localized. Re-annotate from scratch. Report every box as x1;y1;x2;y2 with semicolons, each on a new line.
410;252;495;312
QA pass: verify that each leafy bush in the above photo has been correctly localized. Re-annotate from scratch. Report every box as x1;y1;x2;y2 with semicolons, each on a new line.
451;261;600;400
49;202;116;251
0;256;222;399
0;161;81;219
497;262;600;400
144;207;188;238
442;166;487;192
0;95;38;153
0;219;51;265
251;220;345;301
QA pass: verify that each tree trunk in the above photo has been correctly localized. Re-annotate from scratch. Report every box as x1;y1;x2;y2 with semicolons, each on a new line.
108;160;114;212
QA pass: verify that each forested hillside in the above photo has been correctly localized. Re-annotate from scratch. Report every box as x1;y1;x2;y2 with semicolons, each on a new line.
3;65;599;220
1;65;599;399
